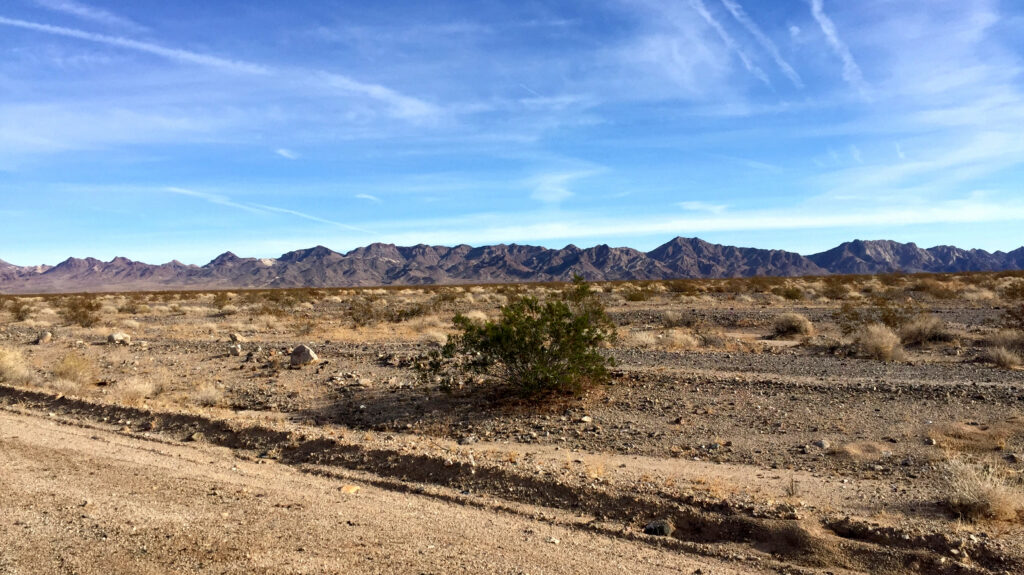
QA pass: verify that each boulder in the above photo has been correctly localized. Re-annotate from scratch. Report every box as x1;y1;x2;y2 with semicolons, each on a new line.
290;344;318;366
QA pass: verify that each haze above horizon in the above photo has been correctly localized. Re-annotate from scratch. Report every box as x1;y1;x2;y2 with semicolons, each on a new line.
2;0;1023;266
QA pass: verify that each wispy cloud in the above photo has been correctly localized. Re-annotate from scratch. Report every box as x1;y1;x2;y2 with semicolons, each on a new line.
275;148;299;160
809;0;868;96
849;144;863;163
317;72;438;120
355;193;382;203
528;170;602;204
164;187;264;214
164;187;372;232
0;16;268;74
0;16;437;120
250;203;374;233
719;0;803;88
678;201;728;214
689;0;770;86
31;0;145;32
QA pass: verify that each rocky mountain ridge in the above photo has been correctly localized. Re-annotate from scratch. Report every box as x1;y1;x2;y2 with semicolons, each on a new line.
1;237;1021;293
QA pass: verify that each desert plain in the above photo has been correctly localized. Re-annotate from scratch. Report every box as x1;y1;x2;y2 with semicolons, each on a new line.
2;271;1023;575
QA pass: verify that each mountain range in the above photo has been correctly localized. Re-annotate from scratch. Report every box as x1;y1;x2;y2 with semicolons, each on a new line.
1;237;1022;294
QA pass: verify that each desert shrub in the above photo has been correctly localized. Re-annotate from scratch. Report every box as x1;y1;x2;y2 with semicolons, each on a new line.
52;353;97;384
44;378;82;395
821;278;853;300
291;318;317;337
664;280;699;295
944;459;1024;522
0;347;34;385
443;276;615;398
6;299;33;321
211;292;231;310
58;295;102;327
1001;281;1024;301
899;314;954;345
662;310;699;329
835;296;921;335
987;330;1024;353
662;329;700;350
192;384;223;407
1003;304;1024;331
985;347;1022;369
117;294;146;314
878;272;907;287
771;286;805;301
854;323;904;361
773;313;814;338
911;277;959;300
624;289;652;302
695;325;730;349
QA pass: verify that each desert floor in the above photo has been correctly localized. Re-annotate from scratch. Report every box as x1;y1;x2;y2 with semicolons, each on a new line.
1;272;1023;574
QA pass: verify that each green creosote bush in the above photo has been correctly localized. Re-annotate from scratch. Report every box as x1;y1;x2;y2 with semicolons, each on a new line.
443;276;616;399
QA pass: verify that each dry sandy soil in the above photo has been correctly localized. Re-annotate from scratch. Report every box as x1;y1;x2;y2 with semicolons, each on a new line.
1;272;1023;574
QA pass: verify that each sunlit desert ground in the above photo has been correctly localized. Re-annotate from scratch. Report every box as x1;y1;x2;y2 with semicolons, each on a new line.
2;272;1023;574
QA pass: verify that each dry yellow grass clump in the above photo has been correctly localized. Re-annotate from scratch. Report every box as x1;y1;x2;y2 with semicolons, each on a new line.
773;313;814;338
944;459;1024;522
985;347;1022;369
52;353;97;384
899;314;953;345
0;347;34;385
854;323;904;361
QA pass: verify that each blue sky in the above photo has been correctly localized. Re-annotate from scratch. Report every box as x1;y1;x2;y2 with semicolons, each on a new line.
1;0;1023;265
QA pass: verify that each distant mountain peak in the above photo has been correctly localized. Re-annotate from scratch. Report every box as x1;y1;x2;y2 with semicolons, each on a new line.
206;252;241;267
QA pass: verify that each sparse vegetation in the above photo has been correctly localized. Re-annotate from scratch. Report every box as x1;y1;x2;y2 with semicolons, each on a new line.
899;314;953;345
944;459;1024;522
443;276;615;398
772;286;805;301
773;313;814;338
52;353;97;384
854;323;904;361
0;347;34;385
3;270;1024;572
985;347;1022;369
58;295;103;327
7;299;33;321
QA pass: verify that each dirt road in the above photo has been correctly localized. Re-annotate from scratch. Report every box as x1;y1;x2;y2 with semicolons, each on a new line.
0;408;772;575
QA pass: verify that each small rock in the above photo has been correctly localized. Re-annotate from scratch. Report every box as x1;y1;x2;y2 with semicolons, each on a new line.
36;331;53;345
546;537;559;544
290;344;318;366
579;416;593;424
644;519;674;537
340;485;360;494
924;438;937;446
813;439;831;449
187;432;205;442
107;332;131;346
228;344;242;357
